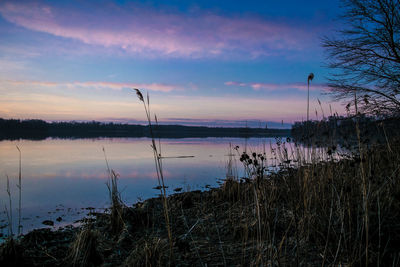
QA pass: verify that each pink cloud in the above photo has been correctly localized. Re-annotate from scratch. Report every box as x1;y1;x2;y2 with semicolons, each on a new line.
224;81;247;87
8;80;180;92
0;1;314;58
225;81;328;92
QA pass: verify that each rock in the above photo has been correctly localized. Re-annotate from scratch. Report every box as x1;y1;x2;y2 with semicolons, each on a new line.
42;220;54;226
56;217;62;222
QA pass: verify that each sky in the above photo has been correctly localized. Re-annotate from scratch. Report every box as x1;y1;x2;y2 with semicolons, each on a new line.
0;0;346;127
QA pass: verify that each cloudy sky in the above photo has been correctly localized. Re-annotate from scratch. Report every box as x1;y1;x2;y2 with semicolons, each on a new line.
0;0;345;127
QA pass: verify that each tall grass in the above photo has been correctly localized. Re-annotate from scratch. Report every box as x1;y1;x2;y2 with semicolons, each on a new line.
103;147;124;235
306;73;314;122
5;175;12;238
68;224;101;266
225;143;238;181
221;132;400;265
3;147;23;238
16;146;22;236
133;88;173;256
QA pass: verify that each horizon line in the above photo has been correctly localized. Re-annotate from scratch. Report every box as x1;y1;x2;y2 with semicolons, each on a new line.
1;117;294;129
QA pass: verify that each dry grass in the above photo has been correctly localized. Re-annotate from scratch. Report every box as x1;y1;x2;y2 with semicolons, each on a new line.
103;147;125;235
124;236;169;266
67;224;102;267
16;146;22;236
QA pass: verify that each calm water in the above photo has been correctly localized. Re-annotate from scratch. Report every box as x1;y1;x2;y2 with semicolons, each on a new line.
0;137;284;237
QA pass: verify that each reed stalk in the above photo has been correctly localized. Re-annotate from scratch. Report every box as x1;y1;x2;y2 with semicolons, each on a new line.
307;73;314;122
103;147;124;234
133;88;173;257
5;175;13;238
16;146;22;236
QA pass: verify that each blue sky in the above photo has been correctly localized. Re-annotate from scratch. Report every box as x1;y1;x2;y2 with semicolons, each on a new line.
0;0;345;127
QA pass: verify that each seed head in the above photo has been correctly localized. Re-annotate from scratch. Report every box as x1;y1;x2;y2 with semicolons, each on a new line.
133;88;144;102
308;73;314;83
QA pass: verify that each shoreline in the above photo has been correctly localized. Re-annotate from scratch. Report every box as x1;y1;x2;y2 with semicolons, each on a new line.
1;139;400;266
0;118;290;141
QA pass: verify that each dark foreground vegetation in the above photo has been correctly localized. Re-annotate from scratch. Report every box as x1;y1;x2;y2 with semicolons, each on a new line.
1;133;400;266
0;118;289;140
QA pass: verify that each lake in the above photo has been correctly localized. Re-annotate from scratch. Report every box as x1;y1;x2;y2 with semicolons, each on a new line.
0;137;287;237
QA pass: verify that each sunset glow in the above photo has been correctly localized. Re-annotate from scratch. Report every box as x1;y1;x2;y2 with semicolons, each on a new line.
0;0;344;126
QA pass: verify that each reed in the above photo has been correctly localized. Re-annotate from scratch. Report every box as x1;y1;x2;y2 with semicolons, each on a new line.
68;224;102;267
219;118;400;266
306;73;314;122
103;147;124;235
16;146;22;236
5;175;13;238
3;147;23;238
133;88;173;257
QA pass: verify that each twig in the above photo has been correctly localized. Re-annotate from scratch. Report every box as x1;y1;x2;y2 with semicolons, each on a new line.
180;207;205;267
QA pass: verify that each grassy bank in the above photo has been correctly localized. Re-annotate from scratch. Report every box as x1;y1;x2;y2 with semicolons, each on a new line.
1;137;400;266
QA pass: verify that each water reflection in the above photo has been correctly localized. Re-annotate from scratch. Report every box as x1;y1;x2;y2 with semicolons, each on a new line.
0;137;281;236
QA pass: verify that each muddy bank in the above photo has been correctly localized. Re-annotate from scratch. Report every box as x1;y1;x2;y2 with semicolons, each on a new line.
1;187;271;266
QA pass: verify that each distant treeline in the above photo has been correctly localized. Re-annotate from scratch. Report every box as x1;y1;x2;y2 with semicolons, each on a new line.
291;115;400;147
0;118;290;140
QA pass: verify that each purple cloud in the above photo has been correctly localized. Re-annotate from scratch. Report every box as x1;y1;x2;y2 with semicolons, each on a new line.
0;1;315;58
224;81;247;87
225;81;328;92
7;80;181;92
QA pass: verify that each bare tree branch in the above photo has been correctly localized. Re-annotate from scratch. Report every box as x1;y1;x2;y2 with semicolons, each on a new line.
323;0;400;116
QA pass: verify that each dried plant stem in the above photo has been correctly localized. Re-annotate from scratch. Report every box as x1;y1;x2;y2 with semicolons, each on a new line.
307;73;314;122
180;207;205;267
103;147;124;234
355;111;369;266
16;146;22;236
134;89;173;258
5;175;13;237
